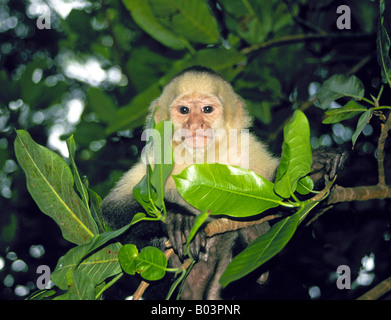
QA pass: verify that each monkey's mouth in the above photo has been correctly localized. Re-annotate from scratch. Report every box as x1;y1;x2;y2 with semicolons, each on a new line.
182;133;213;149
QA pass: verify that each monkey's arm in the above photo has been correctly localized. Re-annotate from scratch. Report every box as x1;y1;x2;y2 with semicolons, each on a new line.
165;207;206;259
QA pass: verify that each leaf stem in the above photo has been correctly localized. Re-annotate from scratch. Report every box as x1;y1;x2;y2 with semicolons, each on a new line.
95;272;123;299
373;106;391;110
278;200;301;208
377;85;385;101
361;97;376;106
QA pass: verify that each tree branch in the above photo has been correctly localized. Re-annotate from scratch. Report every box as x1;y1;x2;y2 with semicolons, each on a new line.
327;111;391;204
327;184;391;204
203;214;280;237
240;32;374;55
377;112;391;186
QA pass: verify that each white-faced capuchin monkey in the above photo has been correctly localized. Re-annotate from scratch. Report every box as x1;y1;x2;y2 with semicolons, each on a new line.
101;66;347;300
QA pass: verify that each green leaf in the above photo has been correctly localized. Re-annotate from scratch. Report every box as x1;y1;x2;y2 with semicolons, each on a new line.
52;242;122;292
220;212;300;287
86;88;117;124
322;100;367;124
137;247;168;281
68;268;96;300
150;121;174;210
130;212;147;225
123;0;219;49
119;245;167;281
122;0;186;50
14;130;97;245
352;109;374;147
296;176;314;195
247;100;272;125
88;187;107;233
76;242;122;285
0;213;18;245
118;244;139;276
27;289;58;300
66;135;89;212
173;164;283;217
132;114;156;214
376;0;391;87
274;110;312;198
69;243;122;300
52;225;130;290
223;1;273;44
317;74;365;109
126;46;174;92
185;210;209;256
132;117;173;216
133;174;155;215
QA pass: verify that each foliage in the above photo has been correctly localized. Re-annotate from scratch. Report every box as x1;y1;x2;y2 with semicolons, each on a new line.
12;109;324;297
319;75;391;146
1;0;391;300
14;131;98;245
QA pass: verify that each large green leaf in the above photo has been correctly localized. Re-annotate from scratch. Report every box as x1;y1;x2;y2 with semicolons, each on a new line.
51;224;131;290
122;0;186;50
220;212;300;287
123;0;219;49
66;135;89;212
156;0;219;44
317;74;365;109
67;268;96;300
132;117;173;216
56;242;123;299
150;121;174;210
14;130;98;245
223;0;273;45
133;112;157;215
71;242;122;287
274;110;312;198
173;164;283;217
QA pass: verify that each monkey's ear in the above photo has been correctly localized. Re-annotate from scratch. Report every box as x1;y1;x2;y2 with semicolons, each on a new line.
147;98;167;125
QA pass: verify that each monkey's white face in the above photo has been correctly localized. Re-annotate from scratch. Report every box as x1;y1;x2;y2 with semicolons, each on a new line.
171;93;224;150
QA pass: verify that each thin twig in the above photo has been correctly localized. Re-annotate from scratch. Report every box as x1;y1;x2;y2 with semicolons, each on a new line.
357;275;391;300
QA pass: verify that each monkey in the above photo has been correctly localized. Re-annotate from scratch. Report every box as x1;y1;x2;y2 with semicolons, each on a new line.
101;66;347;299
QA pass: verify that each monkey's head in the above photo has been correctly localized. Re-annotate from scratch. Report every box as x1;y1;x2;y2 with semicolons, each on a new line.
149;66;252;151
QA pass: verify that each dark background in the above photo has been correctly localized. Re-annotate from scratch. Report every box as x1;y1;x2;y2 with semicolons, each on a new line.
0;0;390;300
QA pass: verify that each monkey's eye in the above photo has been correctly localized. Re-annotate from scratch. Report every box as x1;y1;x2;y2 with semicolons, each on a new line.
179;106;190;114
202;106;213;113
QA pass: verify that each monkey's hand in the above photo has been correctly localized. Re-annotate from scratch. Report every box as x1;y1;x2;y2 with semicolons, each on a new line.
310;147;348;185
166;212;206;260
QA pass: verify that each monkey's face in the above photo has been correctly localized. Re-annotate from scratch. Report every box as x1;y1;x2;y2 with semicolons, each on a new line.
171;92;224;150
